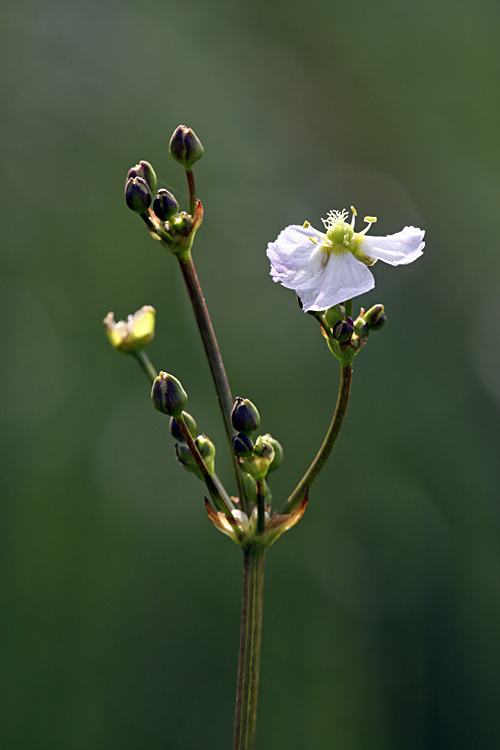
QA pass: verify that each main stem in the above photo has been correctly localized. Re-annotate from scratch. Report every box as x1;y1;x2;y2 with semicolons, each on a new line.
233;546;266;750
177;252;247;507
281;363;353;514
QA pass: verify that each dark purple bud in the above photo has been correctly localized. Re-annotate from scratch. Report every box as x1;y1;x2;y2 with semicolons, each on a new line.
231;397;260;436
125;176;152;214
332;319;353;343
126;161;157;195
169;125;204;169
153;189;179;221
232;432;254;458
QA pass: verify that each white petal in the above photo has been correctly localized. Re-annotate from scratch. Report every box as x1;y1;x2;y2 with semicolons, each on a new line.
296;252;375;312
360;226;425;266
267;225;323;289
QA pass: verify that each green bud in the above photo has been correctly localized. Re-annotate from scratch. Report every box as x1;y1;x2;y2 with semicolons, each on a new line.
364;304;386;330
353;317;369;338
238;436;275;480
125;177;152;214
151;372;188;418
126;161;157;196
325;304;346;328
232;432;254;458
153;189;179;221
169;411;197;441
332;319;353;343
261;434;283;473
231;397;260;436
175;434;215;480
169;125;204;169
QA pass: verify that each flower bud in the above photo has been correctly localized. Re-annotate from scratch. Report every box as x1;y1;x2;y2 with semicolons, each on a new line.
103;306;155;353
232;432;254;458
125;177;152;214
231;397;260;436
153;189;179;222
332;319;353;343
364;304;386;330
261;434;283;473
353;317;369;339
169;411;197;441
169;125;204;169
238;436;275;480
175;434;215;479
126;160;157;196
151;372;188;418
325;304;346;328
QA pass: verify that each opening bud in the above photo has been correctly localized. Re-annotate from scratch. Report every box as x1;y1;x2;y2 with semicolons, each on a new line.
232;432;254;458
169;125;204;169
126;160;157;196
169;411;197;441
332;319;353;344
231;397;260;436
103;306;155;353
325;304;346;328
364;304;386;330
125;177;152;214
151;372;188;418
261;434;283;473
153;189;179;222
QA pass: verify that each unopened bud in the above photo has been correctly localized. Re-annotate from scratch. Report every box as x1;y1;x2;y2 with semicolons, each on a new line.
169;411;197;441
169;125;204;169
261;434;283;473
364;304;386;330
332;319;353;343
325;304;346;328
232;432;254;458
353;317;369;338
238;436;275;480
151;372;187;418
125;177;151;214
153;189;179;221
231;397;260;436
126;160;157;196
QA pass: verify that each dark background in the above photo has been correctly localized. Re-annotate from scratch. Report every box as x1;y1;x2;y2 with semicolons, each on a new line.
2;0;500;748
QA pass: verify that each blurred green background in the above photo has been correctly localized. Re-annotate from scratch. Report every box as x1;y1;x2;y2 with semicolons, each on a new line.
2;0;500;747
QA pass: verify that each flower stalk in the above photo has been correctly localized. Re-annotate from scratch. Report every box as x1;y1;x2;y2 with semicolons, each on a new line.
233;545;266;750
177;251;248;508
281;363;353;514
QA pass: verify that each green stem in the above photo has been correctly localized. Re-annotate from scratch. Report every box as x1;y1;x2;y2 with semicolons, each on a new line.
344;298;353;319
134;349;158;383
177;251;248;510
233;546;266;750
281;363;353;514
186;169;196;217
256;479;266;533
176;414;234;516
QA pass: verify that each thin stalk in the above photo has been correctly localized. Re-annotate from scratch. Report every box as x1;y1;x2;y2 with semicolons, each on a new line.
233;546;266;750
134;349;158;383
256;480;266;533
177;251;248;510
185;169;196;217
176;414;234;516
281;363;353;514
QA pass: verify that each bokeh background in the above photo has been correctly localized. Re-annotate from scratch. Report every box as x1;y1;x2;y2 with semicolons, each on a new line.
2;0;500;747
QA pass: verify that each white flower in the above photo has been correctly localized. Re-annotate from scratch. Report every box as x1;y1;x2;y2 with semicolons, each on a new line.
267;208;424;312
